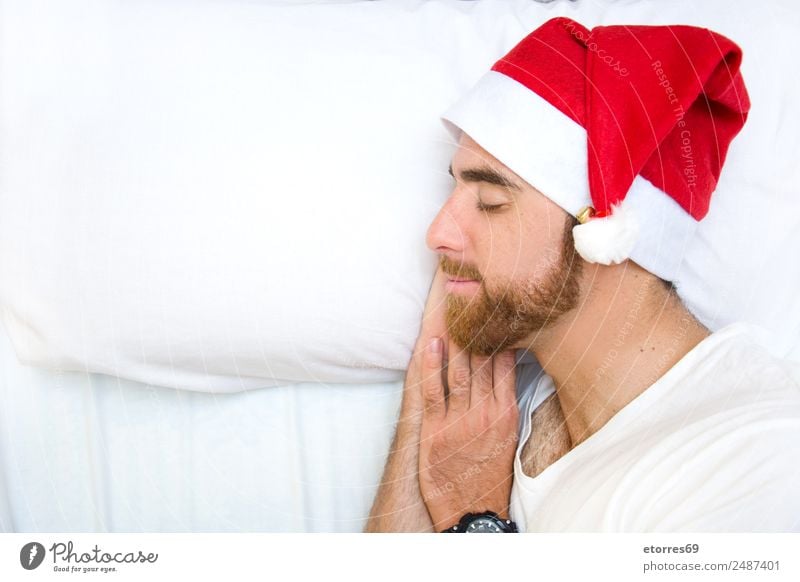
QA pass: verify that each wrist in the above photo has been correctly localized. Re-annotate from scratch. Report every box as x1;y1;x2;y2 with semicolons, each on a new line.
394;417;422;448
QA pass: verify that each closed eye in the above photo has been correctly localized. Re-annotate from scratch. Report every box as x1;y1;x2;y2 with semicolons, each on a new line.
476;202;506;212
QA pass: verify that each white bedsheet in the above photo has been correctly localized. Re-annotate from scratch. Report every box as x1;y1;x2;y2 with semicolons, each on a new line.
0;320;401;532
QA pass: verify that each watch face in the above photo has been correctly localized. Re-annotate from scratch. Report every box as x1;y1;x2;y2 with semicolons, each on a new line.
465;517;503;533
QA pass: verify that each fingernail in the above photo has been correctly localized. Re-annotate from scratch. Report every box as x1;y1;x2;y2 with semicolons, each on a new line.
428;338;442;354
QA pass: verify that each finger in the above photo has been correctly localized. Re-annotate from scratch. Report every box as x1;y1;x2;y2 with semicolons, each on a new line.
470;352;494;407
441;336;450;399
421;337;446;420
404;330;429;394
492;349;518;406
446;337;471;416
411;267;448;382
420;267;449;339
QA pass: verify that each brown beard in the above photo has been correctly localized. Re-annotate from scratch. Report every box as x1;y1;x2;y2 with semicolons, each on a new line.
442;215;582;355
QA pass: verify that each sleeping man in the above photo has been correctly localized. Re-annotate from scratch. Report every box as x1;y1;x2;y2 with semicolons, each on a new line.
366;17;800;533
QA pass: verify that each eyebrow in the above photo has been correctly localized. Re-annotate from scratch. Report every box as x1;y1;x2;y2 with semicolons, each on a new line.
448;163;522;193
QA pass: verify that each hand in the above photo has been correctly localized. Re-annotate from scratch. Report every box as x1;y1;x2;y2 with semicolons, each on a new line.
418;337;519;531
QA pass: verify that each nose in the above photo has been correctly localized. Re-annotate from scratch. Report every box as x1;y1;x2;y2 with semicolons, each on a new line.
426;194;469;256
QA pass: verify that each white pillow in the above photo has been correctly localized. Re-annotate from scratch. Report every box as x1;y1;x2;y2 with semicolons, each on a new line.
0;0;798;392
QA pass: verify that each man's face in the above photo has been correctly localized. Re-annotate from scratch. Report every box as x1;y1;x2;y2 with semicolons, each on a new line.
426;133;583;355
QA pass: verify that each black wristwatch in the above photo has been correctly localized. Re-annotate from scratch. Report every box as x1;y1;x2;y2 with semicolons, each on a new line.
440;511;518;533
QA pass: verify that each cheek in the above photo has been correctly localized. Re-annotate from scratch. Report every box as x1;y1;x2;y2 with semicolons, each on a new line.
480;212;564;282
479;239;536;284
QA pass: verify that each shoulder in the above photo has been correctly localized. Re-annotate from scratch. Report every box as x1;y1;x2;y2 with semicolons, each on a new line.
625;326;800;531
663;323;800;411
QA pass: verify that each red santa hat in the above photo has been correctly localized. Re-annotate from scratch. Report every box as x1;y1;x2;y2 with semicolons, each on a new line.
442;17;750;279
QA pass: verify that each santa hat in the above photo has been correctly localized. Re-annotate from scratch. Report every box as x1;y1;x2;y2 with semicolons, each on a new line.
441;17;750;278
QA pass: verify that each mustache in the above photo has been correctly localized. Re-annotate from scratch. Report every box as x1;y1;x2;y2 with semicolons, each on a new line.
439;255;483;282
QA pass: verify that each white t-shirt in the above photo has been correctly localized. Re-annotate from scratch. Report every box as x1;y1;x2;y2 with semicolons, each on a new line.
510;323;800;532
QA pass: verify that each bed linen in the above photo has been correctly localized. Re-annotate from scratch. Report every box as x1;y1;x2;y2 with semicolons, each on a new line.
0;320;401;532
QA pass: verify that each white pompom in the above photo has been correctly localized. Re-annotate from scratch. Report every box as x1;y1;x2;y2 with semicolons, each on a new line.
572;203;638;265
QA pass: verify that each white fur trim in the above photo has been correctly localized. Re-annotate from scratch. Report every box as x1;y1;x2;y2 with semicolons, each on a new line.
572;204;639;265
441;70;699;281
442;71;590;217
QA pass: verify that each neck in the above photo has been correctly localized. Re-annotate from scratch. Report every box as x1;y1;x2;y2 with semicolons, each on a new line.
523;261;709;446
